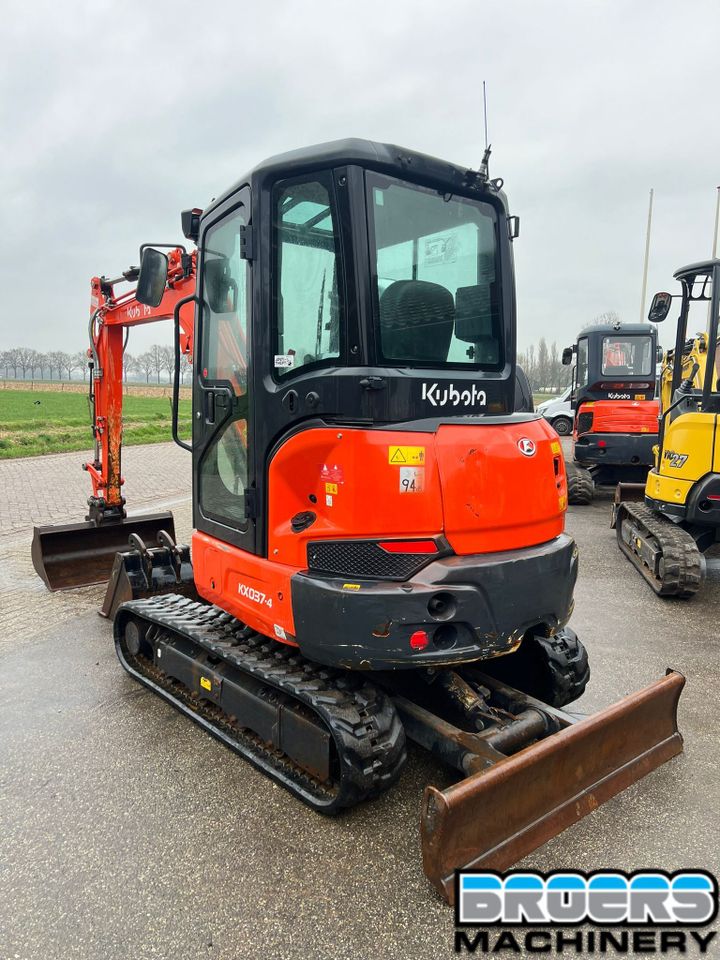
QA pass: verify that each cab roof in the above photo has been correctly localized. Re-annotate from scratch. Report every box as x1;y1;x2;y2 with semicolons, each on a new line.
204;138;504;218
577;322;655;338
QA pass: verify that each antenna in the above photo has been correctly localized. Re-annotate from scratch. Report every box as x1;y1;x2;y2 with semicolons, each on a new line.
483;81;489;151
479;81;492;180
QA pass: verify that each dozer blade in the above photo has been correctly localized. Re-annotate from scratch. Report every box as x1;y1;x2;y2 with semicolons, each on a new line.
420;670;684;904
31;512;176;591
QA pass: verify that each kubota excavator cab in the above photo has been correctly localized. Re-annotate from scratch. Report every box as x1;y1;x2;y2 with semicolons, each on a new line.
70;139;682;902
561;322;660;503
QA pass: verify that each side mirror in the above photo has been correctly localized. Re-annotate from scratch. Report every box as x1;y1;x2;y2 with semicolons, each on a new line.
136;248;168;307
648;291;672;323
205;257;238;313
561;346;574;366
657;345;664;363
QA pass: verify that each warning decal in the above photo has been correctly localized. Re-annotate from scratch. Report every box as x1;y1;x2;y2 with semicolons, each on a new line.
388;445;425;465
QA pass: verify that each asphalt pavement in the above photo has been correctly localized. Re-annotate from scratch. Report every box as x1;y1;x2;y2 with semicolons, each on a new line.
1;442;718;960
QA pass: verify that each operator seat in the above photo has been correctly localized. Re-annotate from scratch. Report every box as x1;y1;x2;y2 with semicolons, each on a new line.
379;279;454;363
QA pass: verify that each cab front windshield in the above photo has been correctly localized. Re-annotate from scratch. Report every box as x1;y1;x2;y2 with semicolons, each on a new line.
366;172;502;369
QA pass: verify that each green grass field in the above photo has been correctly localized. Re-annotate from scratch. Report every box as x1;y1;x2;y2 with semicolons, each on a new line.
0;390;191;459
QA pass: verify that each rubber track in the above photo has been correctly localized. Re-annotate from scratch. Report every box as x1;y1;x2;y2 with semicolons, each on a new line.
114;594;406;813
616;502;704;598
566;462;594;505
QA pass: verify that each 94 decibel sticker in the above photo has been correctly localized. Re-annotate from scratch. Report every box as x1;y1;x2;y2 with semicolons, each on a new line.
399;466;424;493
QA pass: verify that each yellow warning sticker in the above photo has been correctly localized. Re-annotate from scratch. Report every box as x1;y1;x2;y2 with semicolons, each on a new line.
342;583;361;591
325;482;338;495
200;676;212;691
634;394;645;401
558;495;567;510
388;445;425;465
551;441;561;454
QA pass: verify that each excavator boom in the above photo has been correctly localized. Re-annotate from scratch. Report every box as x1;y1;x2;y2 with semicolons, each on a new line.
31;245;197;591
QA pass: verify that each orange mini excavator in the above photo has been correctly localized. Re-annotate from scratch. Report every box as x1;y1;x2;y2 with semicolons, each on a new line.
561;322;660;504
32;140;684;903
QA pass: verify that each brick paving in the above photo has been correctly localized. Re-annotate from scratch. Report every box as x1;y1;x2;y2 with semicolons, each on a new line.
0;443;192;647
0;442;192;535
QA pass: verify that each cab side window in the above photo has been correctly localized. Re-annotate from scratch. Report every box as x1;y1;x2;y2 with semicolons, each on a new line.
273;176;342;377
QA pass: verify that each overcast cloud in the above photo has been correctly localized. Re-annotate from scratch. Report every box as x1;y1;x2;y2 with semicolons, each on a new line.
2;0;719;356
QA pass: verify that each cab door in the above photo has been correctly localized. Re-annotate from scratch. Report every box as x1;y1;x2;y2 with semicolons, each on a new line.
193;187;256;554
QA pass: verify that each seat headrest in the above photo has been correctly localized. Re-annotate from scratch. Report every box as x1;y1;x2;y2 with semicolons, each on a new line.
379;279;454;363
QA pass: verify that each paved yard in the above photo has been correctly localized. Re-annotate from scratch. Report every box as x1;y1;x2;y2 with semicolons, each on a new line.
1;443;718;959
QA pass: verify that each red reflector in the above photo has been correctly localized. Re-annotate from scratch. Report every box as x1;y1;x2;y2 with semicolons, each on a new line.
598;440;607;448
378;540;438;554
707;495;720;501
410;630;430;651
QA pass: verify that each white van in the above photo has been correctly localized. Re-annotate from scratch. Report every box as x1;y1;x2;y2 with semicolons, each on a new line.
536;387;573;435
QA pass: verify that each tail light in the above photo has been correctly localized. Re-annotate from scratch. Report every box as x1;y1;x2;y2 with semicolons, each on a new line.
378;540;438;554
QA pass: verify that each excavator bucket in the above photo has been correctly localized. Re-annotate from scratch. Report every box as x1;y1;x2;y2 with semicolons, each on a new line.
611;481;647;527
31;512;177;591
420;670;685;904
100;532;197;620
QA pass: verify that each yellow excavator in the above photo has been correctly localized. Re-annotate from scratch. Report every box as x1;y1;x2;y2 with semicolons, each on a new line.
614;259;720;597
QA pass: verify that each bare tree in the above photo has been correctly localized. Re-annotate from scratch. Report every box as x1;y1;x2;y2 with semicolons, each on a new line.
179;357;192;385
136;351;155;383
123;353;137;383
5;348;21;379
15;347;34;379
47;350;66;380
159;345;174;383
147;344;164;384
75;351;91;380
28;350;46;379
593;310;621;326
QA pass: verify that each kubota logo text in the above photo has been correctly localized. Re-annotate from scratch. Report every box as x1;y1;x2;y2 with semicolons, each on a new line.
517;438;536;457
421;382;487;408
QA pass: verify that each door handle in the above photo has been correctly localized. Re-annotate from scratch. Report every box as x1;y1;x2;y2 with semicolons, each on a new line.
205;391;216;424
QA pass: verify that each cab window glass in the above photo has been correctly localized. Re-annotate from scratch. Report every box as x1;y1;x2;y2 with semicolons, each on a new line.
367;172;501;369
273;178;342;377
198;207;249;528
602;336;652;376
201;210;248;393
577;338;589;385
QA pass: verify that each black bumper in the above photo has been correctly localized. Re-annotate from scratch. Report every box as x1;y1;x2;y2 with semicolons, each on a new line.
290;534;578;670
574;432;656;467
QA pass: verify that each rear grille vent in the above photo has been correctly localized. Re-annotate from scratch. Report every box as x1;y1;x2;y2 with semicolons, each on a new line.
577;412;594;434
307;540;433;581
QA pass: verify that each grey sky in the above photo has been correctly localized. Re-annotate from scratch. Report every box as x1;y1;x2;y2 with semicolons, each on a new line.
2;0;718;356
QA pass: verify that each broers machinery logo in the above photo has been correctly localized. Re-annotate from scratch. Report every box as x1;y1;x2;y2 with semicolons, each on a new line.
455;870;718;956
